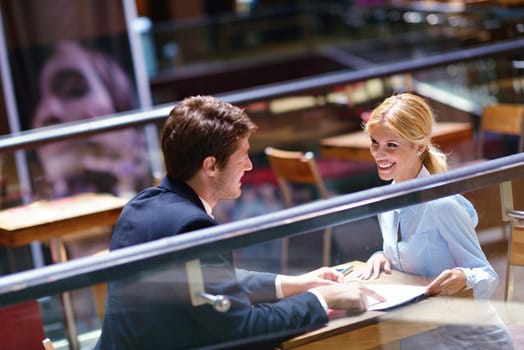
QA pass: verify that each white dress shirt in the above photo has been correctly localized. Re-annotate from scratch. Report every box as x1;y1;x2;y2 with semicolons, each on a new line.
376;166;498;299
199;197;329;313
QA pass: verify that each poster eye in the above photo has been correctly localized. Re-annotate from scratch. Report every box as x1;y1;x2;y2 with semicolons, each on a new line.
51;69;90;99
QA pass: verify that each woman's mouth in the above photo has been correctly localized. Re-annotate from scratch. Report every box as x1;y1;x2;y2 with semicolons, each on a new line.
377;162;394;170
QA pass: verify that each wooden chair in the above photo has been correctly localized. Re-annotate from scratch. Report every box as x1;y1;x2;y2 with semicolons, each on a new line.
506;220;524;301
475;103;524;159
488;106;524;300
264;146;331;273
0;300;47;349
452;105;524;301
458;104;524;231
500;180;524;301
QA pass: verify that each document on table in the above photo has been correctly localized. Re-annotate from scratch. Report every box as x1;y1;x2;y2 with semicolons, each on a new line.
366;284;428;311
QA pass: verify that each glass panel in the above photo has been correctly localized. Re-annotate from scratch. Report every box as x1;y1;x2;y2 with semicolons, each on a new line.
0;164;522;349
0;8;524;349
147;3;524;103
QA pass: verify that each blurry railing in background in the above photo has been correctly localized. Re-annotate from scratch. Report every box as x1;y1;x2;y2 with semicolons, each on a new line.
0;37;523;211
144;2;524;102
1;38;523;154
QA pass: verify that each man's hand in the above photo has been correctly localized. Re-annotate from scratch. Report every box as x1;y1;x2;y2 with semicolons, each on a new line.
426;269;466;296
357;253;391;280
280;267;344;297
315;282;386;312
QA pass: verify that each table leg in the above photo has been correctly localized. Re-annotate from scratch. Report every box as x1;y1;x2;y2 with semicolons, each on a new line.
51;238;79;350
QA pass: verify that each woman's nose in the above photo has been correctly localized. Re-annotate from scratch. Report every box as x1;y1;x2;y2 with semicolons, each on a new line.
33;96;65;127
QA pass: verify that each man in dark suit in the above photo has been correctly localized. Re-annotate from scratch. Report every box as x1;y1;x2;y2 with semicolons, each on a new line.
95;95;382;350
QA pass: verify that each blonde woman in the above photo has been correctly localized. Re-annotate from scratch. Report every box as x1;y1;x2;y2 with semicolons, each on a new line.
358;93;498;299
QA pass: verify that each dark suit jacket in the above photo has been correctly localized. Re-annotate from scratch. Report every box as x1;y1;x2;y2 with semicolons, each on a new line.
95;177;327;350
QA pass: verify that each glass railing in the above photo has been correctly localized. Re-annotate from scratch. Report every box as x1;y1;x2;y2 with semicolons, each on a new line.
1;38;522;153
0;37;523;349
0;151;523;349
1;38;522;203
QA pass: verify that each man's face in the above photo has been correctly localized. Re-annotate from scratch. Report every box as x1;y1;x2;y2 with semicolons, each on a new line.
213;136;253;201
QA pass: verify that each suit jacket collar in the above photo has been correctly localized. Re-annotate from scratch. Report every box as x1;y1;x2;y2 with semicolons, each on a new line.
159;176;206;212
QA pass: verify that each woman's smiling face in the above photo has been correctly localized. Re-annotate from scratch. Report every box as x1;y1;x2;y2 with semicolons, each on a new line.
368;123;425;183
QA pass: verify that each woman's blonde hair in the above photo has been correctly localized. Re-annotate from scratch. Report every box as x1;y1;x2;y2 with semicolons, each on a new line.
364;93;447;174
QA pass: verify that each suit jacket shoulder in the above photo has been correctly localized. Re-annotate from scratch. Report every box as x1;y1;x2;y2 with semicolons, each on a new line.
110;177;215;249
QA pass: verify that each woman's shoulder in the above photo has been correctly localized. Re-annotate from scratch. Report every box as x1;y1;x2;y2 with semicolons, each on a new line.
425;194;472;210
426;194;478;224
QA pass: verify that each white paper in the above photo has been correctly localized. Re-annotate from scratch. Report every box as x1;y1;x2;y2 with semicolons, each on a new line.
366;284;427;311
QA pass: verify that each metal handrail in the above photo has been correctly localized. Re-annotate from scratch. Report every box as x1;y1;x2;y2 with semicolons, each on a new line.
0;38;523;153
0;37;524;306
0;151;522;306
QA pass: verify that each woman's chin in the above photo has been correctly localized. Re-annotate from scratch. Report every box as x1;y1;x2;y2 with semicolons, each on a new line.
377;171;393;182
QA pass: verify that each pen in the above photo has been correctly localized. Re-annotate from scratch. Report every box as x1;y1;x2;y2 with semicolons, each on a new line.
335;264;354;276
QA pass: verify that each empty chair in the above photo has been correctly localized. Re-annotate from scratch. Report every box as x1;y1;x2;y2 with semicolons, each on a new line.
475;103;524;159
480;105;524;301
264;146;331;273
0;300;47;349
457;104;524;232
451;103;523;167
501;180;524;302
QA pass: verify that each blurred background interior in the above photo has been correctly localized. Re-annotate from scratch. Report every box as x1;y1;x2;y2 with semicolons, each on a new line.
0;0;523;349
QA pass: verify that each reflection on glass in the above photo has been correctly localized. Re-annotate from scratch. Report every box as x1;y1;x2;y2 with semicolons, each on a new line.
400;324;514;349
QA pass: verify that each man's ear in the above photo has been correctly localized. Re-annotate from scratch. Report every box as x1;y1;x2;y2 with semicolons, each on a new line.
202;156;218;176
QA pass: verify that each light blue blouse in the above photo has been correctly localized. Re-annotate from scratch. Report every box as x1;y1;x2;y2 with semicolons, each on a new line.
377;167;498;299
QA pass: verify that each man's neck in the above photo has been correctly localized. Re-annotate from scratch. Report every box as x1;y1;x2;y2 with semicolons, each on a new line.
185;176;216;208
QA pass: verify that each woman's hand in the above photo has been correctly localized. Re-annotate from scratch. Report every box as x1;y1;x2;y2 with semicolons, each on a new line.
426;269;466;296
357;253;391;280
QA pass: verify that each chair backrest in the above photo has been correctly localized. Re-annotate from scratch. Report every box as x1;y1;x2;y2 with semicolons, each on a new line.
478;104;524;158
458;105;524;232
264;147;332;269
264;146;329;208
0;301;47;349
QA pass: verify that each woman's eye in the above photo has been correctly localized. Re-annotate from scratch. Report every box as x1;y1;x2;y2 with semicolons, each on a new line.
51;69;90;99
387;142;398;148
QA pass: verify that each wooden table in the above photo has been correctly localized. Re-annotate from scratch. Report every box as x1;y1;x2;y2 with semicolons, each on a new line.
280;261;476;350
319;122;474;162
0;192;127;247
0;192;128;350
281;295;518;350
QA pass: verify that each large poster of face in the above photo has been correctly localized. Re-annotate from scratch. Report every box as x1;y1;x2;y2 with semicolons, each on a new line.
1;0;152;199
